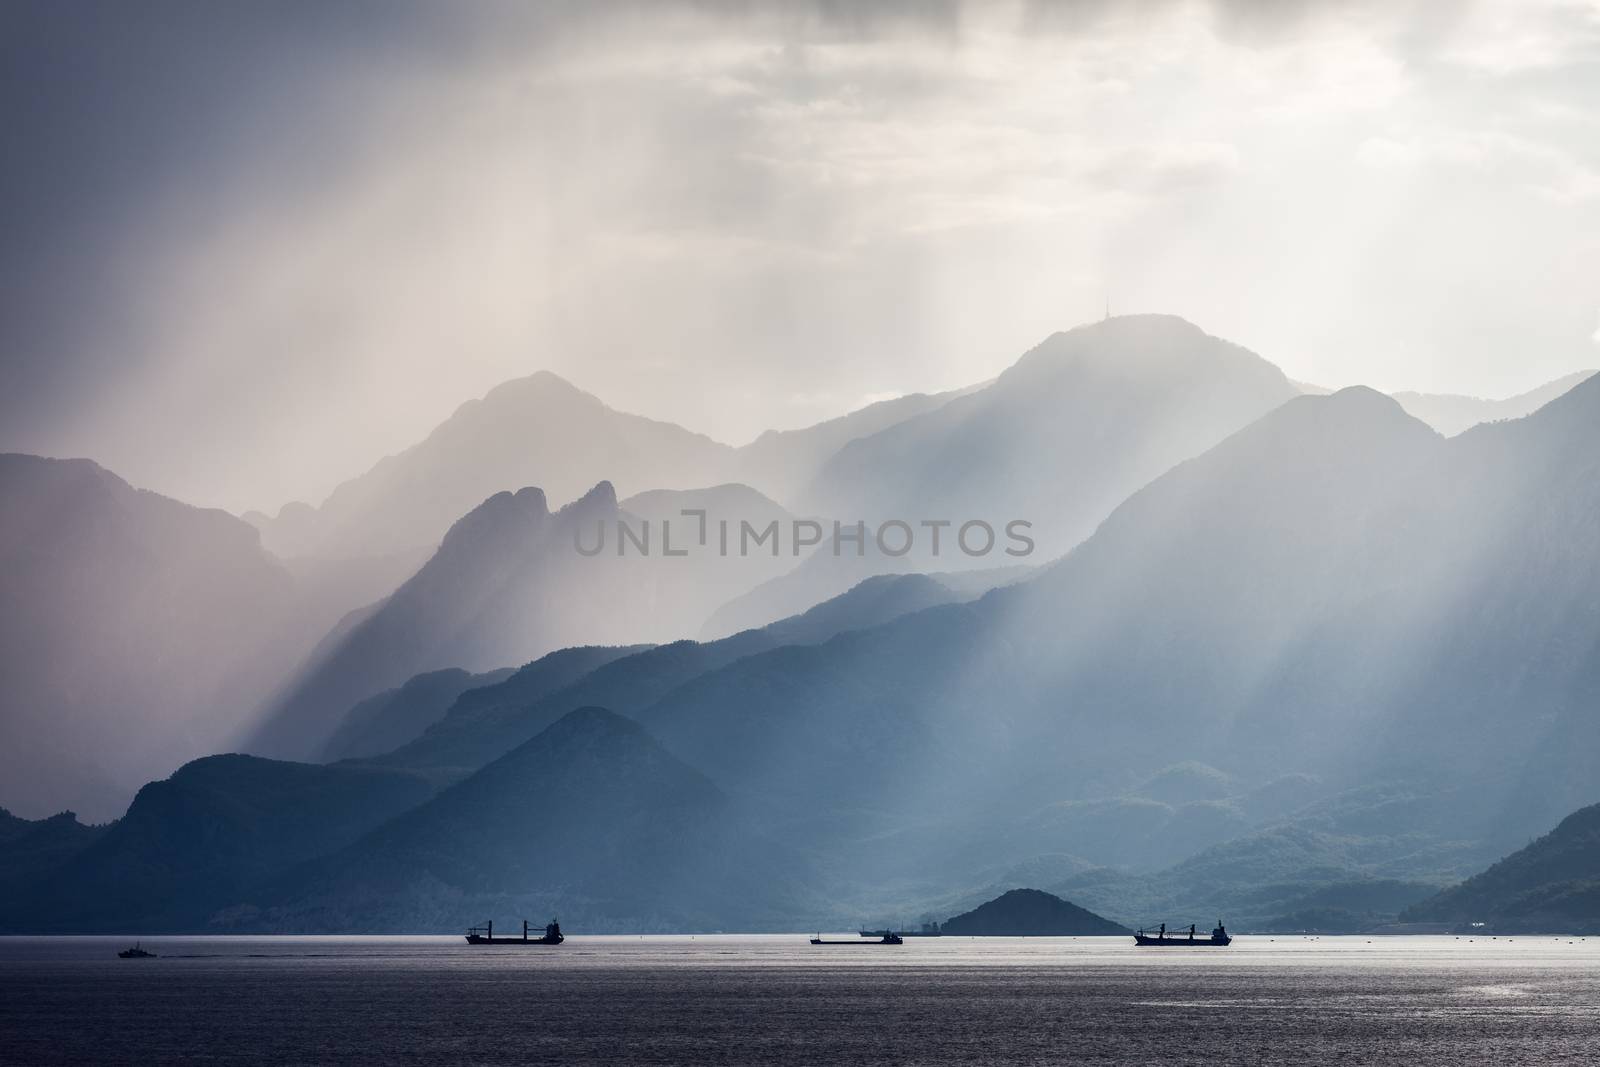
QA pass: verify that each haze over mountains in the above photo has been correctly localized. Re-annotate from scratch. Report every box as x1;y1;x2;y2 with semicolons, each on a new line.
0;456;302;818
806;316;1298;556
250;316;1313;761
1403;803;1600;934
365;569;981;779
242;318;1582;568
245;374;993;561
1392;370;1597;437
5;313;1600;934
0;573;991;933
267;708;812;933
248;481;798;760
244;372;735;559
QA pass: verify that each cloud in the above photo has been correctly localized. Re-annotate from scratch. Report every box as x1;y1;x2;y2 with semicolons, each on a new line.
1087;142;1243;195
1433;0;1600;75
4;0;1600;510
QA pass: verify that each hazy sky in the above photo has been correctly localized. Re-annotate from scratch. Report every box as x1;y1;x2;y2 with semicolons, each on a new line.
4;0;1599;513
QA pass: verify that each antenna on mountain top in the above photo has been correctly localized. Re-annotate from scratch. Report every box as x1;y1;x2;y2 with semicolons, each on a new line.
1104;298;1111;322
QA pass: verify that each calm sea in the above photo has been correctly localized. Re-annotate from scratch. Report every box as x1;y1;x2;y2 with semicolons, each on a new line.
2;934;1597;1065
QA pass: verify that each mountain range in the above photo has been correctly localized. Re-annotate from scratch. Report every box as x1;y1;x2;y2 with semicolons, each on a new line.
803;315;1299;557
1392;370;1597;437
378;372;1597;923
244;373;980;561
256;708;813;933
244;372;735;559
1402;802;1600;933
0;571;993;933
6;314;1600;933
319;666;517;763
246;481;800;760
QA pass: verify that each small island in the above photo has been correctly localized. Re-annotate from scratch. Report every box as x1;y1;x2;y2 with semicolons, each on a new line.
941;888;1131;936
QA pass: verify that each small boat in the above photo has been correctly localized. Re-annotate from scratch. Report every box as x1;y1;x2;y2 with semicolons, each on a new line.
811;933;903;945
465;919;563;945
118;941;156;959
1134;922;1230;947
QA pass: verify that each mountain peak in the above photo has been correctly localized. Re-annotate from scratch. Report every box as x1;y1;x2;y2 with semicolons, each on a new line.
1002;314;1286;393
1324;383;1406;412
1052;312;1208;347
538;705;641;744
1087;311;1205;333
437;486;551;552
560;480;618;514
1234;381;1418;436
1182;384;1439;483
941;887;1130;935
482;369;593;405
459;703;721;809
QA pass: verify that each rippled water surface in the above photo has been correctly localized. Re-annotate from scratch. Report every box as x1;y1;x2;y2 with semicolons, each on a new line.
3;935;1598;1065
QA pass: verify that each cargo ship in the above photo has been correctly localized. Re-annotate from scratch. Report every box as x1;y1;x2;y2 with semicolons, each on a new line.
1134;922;1230;947
858;922;942;938
465;919;563;945
811;932;903;945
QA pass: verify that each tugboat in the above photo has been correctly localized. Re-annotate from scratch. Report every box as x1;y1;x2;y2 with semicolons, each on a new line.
810;932;903;945
1134;921;1231;947
117;941;157;959
465;919;563;945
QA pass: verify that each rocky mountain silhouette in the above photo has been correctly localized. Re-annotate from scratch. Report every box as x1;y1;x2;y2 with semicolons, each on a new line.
1402;802;1600;933
256;708;813;932
248;480;803;760
804;315;1298;557
940;888;1129;936
247;372;737;558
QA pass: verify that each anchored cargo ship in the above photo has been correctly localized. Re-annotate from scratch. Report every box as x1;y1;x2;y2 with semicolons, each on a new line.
858;922;942;938
811;932;903;945
1134;922;1230;947
465;919;563;945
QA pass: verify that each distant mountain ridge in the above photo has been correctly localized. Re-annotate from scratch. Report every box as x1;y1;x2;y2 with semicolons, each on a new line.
249;482;623;758
0;573;985;933
10;755;435;932
1392;370;1597;437
254;708;813;933
732;384;983;505
319;667;517;763
0;455;307;820
371;570;980;777
1401;803;1600;933
13;314;1600;933
804;315;1298;557
238;333;1594;573
527;375;1600;917
247;372;738;558
247;480;801;760
0;809;104;909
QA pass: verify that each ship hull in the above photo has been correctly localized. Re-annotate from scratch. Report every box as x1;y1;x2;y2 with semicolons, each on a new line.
464;935;563;945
